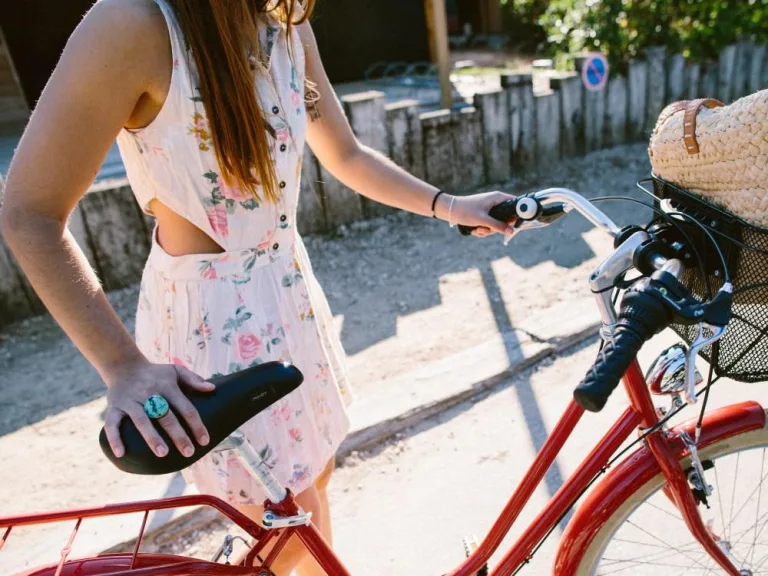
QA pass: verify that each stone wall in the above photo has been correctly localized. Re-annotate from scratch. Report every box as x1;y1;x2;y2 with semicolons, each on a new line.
2;42;767;327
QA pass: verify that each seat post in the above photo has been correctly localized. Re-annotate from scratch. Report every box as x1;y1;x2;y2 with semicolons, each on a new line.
214;431;288;504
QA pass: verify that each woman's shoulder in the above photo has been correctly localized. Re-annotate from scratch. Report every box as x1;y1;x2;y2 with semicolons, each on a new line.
89;0;165;30
73;0;171;87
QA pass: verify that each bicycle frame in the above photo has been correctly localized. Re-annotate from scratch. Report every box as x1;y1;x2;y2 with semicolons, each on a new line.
3;189;765;575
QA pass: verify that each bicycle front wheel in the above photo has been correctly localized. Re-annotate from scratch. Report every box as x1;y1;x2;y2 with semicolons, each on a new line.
575;414;768;575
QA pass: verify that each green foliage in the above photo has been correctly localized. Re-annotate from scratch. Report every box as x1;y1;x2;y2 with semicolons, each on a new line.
504;0;768;72
499;0;549;52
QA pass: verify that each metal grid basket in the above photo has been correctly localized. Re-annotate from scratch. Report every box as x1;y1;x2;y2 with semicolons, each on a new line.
652;176;768;383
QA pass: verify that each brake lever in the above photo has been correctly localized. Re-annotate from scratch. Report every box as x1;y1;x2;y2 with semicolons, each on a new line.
502;204;571;244
685;323;727;405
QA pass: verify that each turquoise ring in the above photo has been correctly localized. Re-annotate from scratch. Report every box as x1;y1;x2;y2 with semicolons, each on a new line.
144;395;170;420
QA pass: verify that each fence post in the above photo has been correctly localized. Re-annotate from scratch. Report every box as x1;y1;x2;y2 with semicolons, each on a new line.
0;235;40;326
734;40;753;99
473;88;512;184
750;45;766;94
627;58;649;141
453;107;486;192
297;147;328;235
67;205;98;270
718;44;738;103
77;182;151;291
421;109;456;192
343;91;393;218
645;46;667;131
501;72;536;171
701;61;719;98
0;170;43;326
763;54;768;90
666;53;686;104
534;90;561;164
385;99;425;181
606;75;628;147
686;63;701;99
549;71;583;158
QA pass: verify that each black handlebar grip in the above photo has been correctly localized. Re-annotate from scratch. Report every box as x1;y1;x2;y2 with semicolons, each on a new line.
458;199;518;236
573;326;646;412
573;289;673;412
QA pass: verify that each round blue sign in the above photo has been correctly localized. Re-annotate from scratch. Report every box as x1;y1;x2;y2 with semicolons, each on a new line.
582;53;609;92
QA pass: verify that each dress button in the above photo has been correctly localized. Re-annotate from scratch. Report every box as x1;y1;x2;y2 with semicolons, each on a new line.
272;106;280;114
279;181;286;189
273;243;280;250
280;215;287;222
279;144;287;152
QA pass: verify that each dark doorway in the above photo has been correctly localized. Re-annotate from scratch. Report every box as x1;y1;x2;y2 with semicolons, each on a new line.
0;1;95;106
310;0;430;83
0;0;430;106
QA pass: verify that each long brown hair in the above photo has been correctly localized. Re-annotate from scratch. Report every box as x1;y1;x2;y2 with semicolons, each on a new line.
167;0;314;202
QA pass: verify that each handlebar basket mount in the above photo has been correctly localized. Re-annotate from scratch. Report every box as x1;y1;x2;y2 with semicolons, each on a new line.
652;176;768;383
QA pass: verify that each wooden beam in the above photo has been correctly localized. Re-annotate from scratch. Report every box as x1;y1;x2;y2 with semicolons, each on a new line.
425;0;452;110
0;25;28;112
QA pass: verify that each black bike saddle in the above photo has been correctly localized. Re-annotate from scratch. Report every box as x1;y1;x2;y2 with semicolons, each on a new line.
98;362;303;475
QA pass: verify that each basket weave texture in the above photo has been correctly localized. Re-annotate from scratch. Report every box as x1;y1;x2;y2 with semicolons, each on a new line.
649;90;768;228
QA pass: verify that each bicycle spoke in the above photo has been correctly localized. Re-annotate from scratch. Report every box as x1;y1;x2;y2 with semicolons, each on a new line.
730;452;741;542
723;466;768;540
600;540;711;566
646;500;686;522
621;520;711;570
715;465;727;536
598;555;714;575
746;449;767;568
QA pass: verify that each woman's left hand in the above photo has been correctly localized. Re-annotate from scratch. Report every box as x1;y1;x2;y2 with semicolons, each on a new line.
440;191;517;238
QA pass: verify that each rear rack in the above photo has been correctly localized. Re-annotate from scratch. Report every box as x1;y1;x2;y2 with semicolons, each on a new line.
0;495;265;575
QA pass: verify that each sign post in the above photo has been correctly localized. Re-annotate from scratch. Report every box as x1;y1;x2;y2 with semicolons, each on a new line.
425;0;453;110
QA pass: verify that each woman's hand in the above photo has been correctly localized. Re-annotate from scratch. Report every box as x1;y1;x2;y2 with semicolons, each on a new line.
437;191;517;238
104;360;215;459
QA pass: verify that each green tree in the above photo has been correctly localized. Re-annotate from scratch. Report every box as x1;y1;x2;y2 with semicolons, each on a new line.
505;0;768;72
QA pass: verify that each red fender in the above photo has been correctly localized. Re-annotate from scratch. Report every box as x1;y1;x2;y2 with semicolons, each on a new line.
554;401;766;574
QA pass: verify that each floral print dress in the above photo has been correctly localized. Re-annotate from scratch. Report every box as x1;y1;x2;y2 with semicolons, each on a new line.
114;0;352;504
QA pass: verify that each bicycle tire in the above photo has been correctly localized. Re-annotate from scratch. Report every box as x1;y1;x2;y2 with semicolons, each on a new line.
573;412;768;575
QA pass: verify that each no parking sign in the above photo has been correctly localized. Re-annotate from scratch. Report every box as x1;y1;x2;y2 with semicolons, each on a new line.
581;53;609;91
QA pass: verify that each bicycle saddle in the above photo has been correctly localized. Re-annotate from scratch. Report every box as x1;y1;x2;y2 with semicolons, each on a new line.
98;362;303;475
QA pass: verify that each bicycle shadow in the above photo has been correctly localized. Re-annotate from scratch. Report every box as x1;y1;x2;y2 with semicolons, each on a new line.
478;261;573;530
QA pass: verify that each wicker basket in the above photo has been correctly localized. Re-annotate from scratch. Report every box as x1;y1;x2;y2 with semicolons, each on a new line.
649;90;768;228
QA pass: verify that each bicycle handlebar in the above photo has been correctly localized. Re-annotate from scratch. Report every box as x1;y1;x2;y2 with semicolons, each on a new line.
573;267;677;412
469;189;733;413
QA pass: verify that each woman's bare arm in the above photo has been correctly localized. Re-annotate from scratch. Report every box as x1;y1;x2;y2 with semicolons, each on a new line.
2;0;159;380
0;0;212;457
299;22;515;235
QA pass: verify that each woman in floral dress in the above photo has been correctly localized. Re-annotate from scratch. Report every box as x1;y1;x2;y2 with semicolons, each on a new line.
1;0;515;572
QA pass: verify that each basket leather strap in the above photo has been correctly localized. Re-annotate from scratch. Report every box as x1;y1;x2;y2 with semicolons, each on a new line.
683;98;724;155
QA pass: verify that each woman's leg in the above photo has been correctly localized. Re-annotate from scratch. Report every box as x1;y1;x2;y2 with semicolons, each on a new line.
237;458;336;575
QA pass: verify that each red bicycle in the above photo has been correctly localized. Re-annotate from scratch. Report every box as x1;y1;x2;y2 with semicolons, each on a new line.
4;181;768;575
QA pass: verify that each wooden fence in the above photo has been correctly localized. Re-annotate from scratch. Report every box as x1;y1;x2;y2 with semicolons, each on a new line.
2;41;768;326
